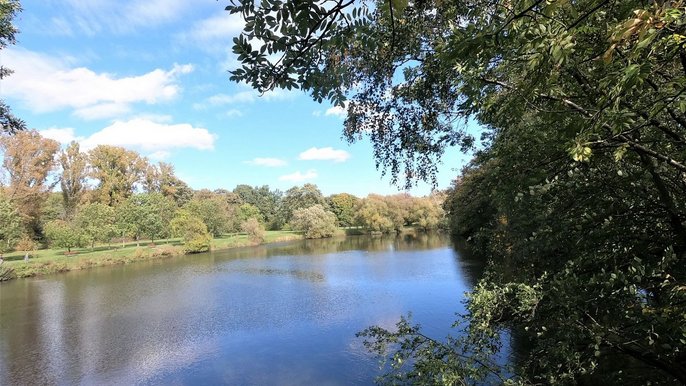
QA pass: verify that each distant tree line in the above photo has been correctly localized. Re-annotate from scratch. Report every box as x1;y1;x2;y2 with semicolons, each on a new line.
0;130;445;254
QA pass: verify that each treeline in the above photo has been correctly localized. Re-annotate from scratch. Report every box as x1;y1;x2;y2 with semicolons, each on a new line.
0;130;445;254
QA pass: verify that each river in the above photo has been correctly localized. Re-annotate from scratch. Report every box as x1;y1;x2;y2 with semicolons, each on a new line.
0;233;485;385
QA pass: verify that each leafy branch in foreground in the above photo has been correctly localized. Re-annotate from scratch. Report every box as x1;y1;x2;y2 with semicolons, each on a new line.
357;314;519;386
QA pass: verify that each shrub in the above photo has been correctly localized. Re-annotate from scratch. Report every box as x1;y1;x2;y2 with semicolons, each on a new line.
241;218;265;243
170;210;212;253
290;205;337;239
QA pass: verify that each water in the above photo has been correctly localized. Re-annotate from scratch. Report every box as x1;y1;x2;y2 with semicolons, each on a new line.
0;233;485;385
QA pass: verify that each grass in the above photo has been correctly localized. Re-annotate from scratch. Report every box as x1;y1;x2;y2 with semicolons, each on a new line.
0;231;304;281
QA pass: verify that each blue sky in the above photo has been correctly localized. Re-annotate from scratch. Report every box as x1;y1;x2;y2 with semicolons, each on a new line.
2;0;472;197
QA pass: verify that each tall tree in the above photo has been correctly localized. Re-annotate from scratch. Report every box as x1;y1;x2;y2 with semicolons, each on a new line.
89;145;146;207
233;184;282;229
280;184;326;225
328;193;359;227
228;0;686;382
0;130;60;235
143;161;193;206
0;0;25;134
183;196;231;237
58;141;88;218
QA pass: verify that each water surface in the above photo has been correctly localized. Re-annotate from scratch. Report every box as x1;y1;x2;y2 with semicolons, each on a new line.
0;233;483;385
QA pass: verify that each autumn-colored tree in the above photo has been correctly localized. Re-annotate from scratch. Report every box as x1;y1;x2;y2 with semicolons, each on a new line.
143;161;193;206
0;130;60;235
58;141;88;218
241;217;265;244
88;145;146;206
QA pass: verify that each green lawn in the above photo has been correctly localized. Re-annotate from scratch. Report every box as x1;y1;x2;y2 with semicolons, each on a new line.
0;231;304;281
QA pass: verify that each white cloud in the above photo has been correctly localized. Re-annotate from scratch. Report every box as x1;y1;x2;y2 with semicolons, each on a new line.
80;118;216;152
279;170;318;182
246;158;287;167
148;150;172;161
324;105;347;118
40;127;84;144
193;88;297;110
2;48;193;120
224;109;244;118
73;103;131;120
47;0;195;35
298;147;351;163
177;12;246;51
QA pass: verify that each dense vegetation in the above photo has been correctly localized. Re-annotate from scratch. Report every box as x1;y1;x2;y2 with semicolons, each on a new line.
0;129;445;272
227;0;686;383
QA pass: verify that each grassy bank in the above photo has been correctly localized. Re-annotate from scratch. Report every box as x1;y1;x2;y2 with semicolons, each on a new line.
0;231;303;281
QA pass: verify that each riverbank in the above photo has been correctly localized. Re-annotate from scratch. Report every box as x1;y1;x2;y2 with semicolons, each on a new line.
0;231;304;281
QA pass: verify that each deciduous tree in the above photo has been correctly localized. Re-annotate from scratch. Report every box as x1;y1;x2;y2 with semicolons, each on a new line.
290;204;338;239
89;145;146;207
58;141;87;218
0;130;60;235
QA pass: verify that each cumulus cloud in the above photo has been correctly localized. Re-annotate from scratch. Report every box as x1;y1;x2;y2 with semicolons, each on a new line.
2;48;193;119
79;118;216;152
246;158;288;167
279;170;318;182
40;127;84;144
298;147;351;163
324;105;347;118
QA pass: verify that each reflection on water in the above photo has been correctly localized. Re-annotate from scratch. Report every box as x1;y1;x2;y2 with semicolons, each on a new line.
0;233;485;385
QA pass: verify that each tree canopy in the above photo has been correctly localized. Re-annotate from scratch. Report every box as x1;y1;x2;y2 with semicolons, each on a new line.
228;0;686;383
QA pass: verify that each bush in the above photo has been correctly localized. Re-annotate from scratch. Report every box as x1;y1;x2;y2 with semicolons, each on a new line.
170;210;212;253
241;218;265;243
290;205;337;239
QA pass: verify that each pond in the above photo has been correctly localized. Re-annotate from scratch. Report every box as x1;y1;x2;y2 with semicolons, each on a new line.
0;233;486;385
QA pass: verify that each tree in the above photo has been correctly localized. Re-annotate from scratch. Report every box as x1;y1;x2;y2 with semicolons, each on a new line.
89;145;146;207
116;193;175;245
0;130;60;235
355;196;395;234
241;217;265;244
328;193;359;227
144;161;193;206
183;196;231;237
280;183;327;225
170;210;212;253
228;0;686;383
408;196;444;231
0;193;22;252
237;203;264;225
44;220;85;253
290;204;338;239
0;0;26;134
74;203;117;249
233;184;283;229
58;141;88;219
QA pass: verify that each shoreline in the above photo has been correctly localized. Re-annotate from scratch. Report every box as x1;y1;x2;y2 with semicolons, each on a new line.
0;232;305;282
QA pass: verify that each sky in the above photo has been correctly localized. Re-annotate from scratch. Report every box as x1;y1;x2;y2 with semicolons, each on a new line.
1;0;473;197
